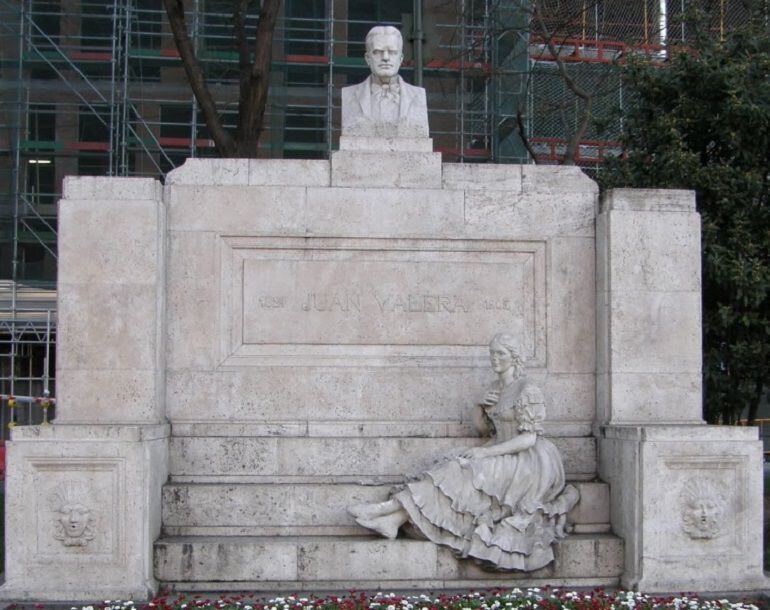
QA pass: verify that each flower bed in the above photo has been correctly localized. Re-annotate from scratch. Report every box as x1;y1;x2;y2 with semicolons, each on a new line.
55;588;765;610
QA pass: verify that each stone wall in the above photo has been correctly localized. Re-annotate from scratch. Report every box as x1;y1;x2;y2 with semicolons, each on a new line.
163;159;598;447
151;155;617;590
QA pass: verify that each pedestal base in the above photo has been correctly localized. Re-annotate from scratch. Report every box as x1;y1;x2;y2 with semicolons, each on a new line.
1;424;169;602
599;425;770;592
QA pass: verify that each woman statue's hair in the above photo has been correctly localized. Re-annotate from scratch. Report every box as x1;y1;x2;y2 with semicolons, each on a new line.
490;332;521;359
490;332;524;376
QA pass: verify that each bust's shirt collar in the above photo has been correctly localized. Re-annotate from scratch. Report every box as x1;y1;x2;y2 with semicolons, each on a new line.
370;75;402;101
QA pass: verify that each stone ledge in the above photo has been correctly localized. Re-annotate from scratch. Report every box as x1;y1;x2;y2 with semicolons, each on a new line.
161;523;613;537
161;480;609;530
603;188;696;213
63;176;161;201
165;159;249;185
0;584;157;603
168;435;597;478
154;534;624;583
10;422;170;442
250;159;330;186
168;473;598;483
521;165;598;194
161;576;621;592
442;163;523;192
170;420;595;438
601;424;758;442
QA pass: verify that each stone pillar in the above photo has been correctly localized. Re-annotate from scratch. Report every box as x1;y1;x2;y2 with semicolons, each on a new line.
56;177;166;424
596;188;703;426
1;177;169;601
596;189;769;592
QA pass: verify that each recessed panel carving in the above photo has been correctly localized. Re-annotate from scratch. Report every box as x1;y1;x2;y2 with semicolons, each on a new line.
50;479;97;547
31;459;125;562
656;455;745;558
680;478;728;540
221;238;546;367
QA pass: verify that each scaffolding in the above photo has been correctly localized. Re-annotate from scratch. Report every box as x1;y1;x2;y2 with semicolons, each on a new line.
0;0;754;434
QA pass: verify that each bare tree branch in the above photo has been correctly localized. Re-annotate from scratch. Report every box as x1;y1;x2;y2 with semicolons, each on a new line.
562;96;592;164
532;3;590;100
234;0;251;71
527;1;623;164
236;0;282;156
515;110;540;163
162;0;236;156
234;0;252;148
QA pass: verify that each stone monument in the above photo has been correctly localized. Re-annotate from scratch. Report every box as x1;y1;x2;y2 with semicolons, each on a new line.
1;25;767;601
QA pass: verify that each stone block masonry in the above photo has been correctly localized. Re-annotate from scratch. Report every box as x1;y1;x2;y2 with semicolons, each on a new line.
2;160;767;599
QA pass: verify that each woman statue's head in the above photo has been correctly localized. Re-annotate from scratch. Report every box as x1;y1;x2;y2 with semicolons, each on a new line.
489;332;524;377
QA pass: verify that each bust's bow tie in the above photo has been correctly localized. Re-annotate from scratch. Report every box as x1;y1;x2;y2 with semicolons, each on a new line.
372;81;400;102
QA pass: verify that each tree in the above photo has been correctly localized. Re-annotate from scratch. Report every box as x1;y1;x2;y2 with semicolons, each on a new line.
598;13;770;424
162;0;282;157
464;0;658;166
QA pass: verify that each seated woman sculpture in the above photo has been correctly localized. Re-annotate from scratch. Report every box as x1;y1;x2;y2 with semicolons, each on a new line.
348;332;579;571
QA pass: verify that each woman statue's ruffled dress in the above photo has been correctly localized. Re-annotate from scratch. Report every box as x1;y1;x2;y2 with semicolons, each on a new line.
349;332;579;571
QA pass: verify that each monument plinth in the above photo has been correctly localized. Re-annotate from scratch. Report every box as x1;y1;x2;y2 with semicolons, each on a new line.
2;25;767;601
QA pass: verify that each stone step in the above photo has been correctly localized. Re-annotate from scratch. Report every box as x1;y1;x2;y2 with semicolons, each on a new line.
169;435;597;479
162;481;610;536
154;534;624;590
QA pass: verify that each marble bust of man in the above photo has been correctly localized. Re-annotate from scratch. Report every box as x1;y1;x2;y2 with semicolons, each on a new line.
341;26;429;138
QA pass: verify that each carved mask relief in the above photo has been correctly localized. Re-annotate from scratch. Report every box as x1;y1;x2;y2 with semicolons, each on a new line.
679;478;727;540
49;480;96;547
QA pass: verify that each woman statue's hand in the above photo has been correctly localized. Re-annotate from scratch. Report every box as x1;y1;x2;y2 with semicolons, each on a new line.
458;447;488;460
480;389;499;406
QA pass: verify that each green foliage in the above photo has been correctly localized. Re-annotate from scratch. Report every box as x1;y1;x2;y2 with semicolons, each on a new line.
599;16;770;424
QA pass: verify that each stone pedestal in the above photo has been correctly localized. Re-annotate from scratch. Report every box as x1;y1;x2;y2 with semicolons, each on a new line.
597;189;769;592
599;425;767;592
1;178;169;601
2;424;168;600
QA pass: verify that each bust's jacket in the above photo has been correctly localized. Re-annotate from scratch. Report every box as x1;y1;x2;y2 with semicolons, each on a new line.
341;75;429;137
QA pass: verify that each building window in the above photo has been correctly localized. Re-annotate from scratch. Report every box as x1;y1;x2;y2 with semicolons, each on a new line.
132;0;162;50
30;0;61;46
79;106;110;143
80;3;113;49
25;158;55;205
161;105;193;140
284;105;325;158
348;0;413;55
28;105;56;142
285;0;326;56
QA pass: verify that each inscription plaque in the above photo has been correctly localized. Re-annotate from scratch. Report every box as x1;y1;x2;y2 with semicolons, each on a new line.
221;237;546;367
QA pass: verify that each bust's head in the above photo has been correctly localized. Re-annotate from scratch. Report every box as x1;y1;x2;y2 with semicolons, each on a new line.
365;26;404;83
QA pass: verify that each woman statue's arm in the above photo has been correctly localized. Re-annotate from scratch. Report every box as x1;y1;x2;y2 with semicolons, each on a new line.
471;387;498;436
471;404;492;436
458;431;536;459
